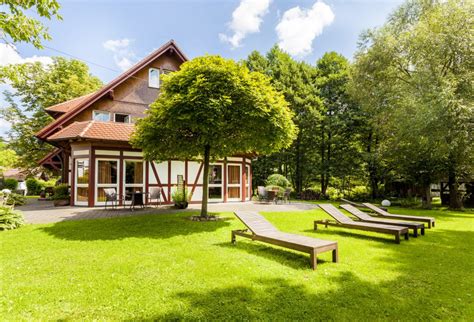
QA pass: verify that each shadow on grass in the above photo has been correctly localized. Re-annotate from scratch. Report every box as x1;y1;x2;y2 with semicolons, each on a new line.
150;229;474;320
306;227;398;244
39;212;233;241
217;241;333;270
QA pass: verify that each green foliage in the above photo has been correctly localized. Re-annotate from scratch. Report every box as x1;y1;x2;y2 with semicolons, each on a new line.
349;185;370;202
0;141;18;168
171;188;191;204
3;178;17;190
0;58;102;172
265;174;291;189
0;0;62;48
26;178;43;196
325;187;343;201
5;193;26;206
350;0;474;208
0;206;24;230
51;184;69;200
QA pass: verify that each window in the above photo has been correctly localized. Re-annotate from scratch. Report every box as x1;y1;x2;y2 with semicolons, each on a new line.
208;164;223;201
149;68;160;88
93;110;111;122
75;159;89;205
95;159;119;204
114;113;130;123
227;165;241;200
124;160;144;204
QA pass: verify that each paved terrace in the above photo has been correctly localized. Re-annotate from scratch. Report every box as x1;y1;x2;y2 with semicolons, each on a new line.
18;199;318;224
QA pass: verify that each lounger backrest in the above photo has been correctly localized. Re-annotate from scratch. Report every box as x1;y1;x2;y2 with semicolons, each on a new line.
318;204;353;223
340;204;372;220
363;203;388;215
234;211;279;235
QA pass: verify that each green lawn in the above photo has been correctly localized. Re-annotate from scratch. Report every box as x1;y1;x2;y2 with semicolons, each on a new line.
1;206;473;320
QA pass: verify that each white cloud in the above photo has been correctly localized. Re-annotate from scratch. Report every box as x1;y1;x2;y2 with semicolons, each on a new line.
0;43;52;66
219;0;271;48
102;38;135;71
276;1;334;57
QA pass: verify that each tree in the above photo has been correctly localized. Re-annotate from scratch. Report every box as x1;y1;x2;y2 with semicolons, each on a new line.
0;141;18;169
350;0;473;208
132;55;297;217
0;57;102;171
0;0;62;48
315;52;365;196
245;47;322;194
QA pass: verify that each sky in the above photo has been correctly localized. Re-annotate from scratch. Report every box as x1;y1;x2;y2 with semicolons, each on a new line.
0;0;405;136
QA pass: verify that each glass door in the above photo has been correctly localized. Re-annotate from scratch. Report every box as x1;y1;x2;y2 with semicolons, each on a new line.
227;164;241;201
245;166;251;201
95;159;119;205
75;159;89;206
123;160;144;205
208;164;223;202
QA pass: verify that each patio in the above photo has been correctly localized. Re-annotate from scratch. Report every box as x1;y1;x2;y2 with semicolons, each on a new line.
18;199;318;224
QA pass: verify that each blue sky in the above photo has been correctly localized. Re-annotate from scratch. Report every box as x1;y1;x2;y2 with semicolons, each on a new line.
0;0;404;135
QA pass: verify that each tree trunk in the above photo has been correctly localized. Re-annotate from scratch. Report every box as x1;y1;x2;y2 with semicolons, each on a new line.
200;144;211;217
294;137;303;194
448;167;463;209
421;183;432;209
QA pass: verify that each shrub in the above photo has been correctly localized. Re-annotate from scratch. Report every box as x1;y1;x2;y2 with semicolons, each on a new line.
326;187;343;201
0;206;24;230
3;178;18;191
171;188;191;203
51;184;70;200
26;178;44;196
350;185;370;201
5;193;27;206
399;197;421;208
265;174;291;189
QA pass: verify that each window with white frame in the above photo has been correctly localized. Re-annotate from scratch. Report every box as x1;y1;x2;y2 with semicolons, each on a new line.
114;113;130;123
208;164;223;201
93;110;111;122
95;159;119;204
75;159;89;205
149;68;160;88
227;164;241;201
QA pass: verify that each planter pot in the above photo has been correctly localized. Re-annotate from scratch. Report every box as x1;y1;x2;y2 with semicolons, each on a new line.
174;202;188;209
54;199;70;207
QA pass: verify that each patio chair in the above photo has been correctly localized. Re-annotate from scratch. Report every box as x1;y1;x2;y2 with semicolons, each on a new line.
315;204;409;243
363;203;435;228
148;187;162;207
282;188;291;204
232;211;338;270
257;186;268;202
340;204;425;237
104;188;122;210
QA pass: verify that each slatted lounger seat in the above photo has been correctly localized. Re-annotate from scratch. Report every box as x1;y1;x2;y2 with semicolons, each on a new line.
340;204;425;237
315;204;409;244
232;211;338;270
363;203;435;228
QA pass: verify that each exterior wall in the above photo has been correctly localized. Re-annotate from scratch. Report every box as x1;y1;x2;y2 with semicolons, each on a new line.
70;145;252;207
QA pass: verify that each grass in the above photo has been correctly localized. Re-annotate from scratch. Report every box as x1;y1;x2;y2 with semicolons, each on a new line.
1;206;473;320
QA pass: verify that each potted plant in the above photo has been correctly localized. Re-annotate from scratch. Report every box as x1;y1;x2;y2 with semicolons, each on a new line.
172;188;191;209
51;184;70;207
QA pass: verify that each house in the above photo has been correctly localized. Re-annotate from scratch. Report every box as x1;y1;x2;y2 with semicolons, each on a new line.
36;40;252;207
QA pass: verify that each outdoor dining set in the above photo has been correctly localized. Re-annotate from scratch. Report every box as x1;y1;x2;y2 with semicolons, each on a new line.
257;186;292;204
103;187;163;211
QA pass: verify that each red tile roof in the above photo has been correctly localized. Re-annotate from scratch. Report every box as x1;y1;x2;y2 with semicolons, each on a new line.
45;93;96;114
47;121;135;142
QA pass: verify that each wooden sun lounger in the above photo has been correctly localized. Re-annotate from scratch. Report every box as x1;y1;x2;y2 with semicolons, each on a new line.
340;198;387;211
363;203;435;228
340;204;425;237
315;204;409;244
232;211;338;270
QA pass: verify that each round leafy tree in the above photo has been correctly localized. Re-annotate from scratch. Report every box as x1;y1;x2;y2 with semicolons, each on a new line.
132;55;297;217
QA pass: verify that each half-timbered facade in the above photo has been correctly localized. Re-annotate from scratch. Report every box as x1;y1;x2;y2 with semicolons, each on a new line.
36;40;252;206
